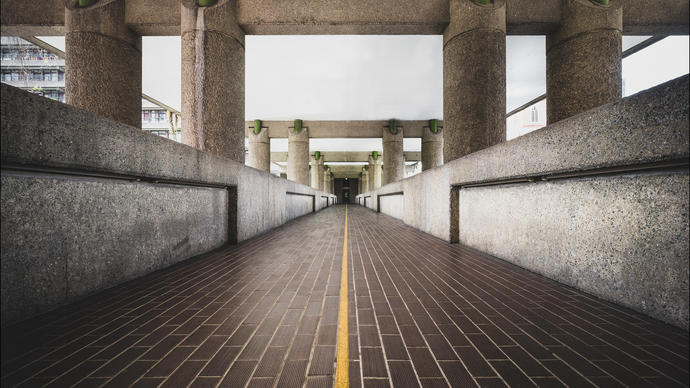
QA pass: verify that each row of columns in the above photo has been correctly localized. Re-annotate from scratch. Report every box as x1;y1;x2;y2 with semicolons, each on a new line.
63;0;623;180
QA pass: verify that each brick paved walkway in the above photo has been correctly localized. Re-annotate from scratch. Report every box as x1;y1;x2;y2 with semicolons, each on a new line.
2;205;688;387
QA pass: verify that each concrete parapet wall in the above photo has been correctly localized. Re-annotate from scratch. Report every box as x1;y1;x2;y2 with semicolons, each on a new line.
0;84;335;326
357;75;689;329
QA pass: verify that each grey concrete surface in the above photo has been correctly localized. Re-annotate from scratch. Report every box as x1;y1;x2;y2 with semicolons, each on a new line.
443;0;506;163
3;0;688;36
310;154;324;190
547;0;622;124
247;126;270;172
357;75;689;328
181;0;245;163
245;120;442;139
382;126;404;185
288;127;310;185
459;172;689;329
1;173;228;327
272;151;421;163
368;155;382;191
64;0;141;128
421;126;443;171
1;84;335;326
378;194;404;220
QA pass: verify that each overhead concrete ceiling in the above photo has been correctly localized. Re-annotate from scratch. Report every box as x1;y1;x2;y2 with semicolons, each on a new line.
2;0;687;36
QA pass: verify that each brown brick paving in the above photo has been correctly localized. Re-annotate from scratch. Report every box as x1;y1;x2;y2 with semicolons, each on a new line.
1;205;688;387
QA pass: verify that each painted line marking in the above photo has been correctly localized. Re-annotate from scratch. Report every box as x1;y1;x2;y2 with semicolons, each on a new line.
335;205;349;387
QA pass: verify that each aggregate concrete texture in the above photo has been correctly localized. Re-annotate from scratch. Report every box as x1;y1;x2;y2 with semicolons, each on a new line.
64;0;141;128
547;0;623;124
287;127;310;186
181;0;245;163
247;126;270;172
443;0;506;163
368;155;382;192
421;126;443;171
1;84;335;325
382;126;404;185
459;172;689;329
3;0;688;36
1;174;228;327
357;75;690;328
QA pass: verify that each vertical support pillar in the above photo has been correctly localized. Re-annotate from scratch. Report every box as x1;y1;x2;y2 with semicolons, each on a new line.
64;0;141;128
422;120;443;170
546;0;622;124
181;0;245;162
443;0;506;163
330;173;335;194
247;121;270;171
361;169;369;193
382;121;404;185
287;124;310;186
311;153;325;190
368;153;382;191
322;166;329;192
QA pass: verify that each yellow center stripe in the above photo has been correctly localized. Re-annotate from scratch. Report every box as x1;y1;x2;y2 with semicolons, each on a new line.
335;205;349;387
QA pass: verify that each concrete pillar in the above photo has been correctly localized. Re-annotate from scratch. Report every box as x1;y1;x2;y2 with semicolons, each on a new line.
422;123;443;171
361;170;369;193
443;0;506;163
382;124;404;185
287;127;310;185
64;0;141;128
368;154;382;191
181;0;245;162
330;173;335;194
310;153;325;190
322;167;329;192
546;0;622;124
247;123;270;172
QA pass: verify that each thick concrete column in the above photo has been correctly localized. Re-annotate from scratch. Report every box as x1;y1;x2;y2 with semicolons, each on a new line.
422;121;443;170
322;166;329;192
181;0;245;162
310;153;325;190
443;0;506;163
247;122;270;172
64;0;141;128
382;124;404;185
546;0;622;124
330;173;335;194
287;127;310;185
361;170;369;193
368;154;382;191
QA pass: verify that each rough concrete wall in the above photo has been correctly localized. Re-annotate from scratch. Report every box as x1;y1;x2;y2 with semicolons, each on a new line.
1;173;228;326
458;172;689;329
1;84;336;326
379;195;404;220
403;167;452;241
286;194;314;221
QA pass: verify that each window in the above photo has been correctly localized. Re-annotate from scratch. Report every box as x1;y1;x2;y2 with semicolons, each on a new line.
143;111;151;122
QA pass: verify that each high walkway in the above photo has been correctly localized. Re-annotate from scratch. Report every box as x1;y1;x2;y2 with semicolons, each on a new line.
2;206;687;388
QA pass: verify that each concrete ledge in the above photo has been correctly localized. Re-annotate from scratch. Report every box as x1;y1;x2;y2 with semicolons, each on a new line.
1;84;335;326
357;75;689;329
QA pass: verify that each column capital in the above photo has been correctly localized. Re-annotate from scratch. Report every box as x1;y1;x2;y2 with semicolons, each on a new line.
181;0;245;46
548;0;622;51
64;0;139;49
444;0;505;46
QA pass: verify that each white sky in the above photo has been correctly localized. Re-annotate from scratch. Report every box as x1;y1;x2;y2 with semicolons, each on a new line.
37;34;689;152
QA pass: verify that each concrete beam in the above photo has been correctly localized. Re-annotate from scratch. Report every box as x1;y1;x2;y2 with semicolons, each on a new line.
245;120;440;138
271;151;421;162
2;0;687;36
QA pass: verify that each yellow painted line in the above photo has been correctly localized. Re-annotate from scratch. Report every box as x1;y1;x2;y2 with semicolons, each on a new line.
335;205;349;388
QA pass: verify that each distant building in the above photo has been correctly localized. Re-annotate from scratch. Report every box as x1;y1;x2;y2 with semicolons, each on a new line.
1;36;181;141
506;99;547;140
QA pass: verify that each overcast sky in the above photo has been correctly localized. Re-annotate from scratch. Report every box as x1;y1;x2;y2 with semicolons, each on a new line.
38;34;689;152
